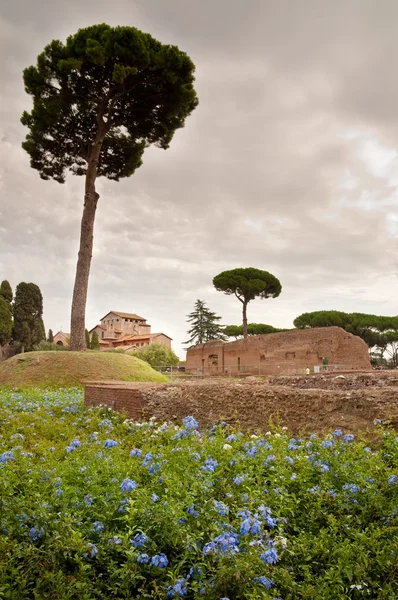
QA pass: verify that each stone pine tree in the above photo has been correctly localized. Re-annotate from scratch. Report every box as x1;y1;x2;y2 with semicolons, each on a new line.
21;24;198;351
0;296;13;360
48;329;54;343
91;331;100;350
13;282;45;352
185;299;225;346
0;280;13;304
213;268;282;339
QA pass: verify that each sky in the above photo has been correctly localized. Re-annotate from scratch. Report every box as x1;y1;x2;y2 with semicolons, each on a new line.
1;0;398;358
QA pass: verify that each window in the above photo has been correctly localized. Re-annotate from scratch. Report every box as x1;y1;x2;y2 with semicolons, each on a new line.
101;332;104;338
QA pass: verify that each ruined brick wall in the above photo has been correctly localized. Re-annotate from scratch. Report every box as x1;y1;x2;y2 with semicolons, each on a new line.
84;379;398;434
186;327;371;376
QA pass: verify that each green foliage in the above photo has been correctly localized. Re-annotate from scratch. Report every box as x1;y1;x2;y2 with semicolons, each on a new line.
21;23;198;183
0;280;13;303
213;268;282;338
185;299;225;346
13;282;45;352
0;295;13;347
129;342;179;367
223;323;288;338
91;331;100;350
85;328;90;349
47;328;54;343
0;388;397;598
33;340;68;351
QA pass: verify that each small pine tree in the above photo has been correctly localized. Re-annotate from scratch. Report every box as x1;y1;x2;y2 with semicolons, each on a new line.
85;329;90;349
185;299;225;346
91;331;100;350
0;280;13;304
48;329;54;343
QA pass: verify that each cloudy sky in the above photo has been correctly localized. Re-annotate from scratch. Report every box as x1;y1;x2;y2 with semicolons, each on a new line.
1;0;398;357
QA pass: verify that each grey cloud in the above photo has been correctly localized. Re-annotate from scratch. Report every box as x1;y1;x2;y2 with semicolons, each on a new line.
1;0;398;357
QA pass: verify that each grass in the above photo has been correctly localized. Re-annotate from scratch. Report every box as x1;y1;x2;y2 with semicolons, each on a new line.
0;351;168;388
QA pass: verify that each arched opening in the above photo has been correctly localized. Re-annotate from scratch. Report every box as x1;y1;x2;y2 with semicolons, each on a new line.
56;341;63;346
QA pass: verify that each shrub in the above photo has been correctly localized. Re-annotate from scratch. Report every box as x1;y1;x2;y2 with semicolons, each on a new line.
0;388;397;598
128;343;180;367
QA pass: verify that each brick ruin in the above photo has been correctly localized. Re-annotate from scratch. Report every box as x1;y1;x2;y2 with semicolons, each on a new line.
185;326;371;376
84;376;398;434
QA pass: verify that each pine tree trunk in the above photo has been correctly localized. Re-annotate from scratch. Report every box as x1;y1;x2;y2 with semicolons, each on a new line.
242;302;248;339
69;136;103;351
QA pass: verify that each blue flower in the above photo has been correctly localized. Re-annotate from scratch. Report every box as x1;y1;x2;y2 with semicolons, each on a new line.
388;475;398;485
343;434;355;443
151;553;169;568
109;535;122;545
203;532;240;556
167;578;187;598
332;428;343;437
253;576;274;589
130;448;142;458
233;474;245;485
69;439;81;448
0;451;14;463
131;533;149;548
343;483;360;494
137;552;149;563
28;526;44;541
142;452;153;466
201;457;218;473
187;505;199;517
84;543;98;557
148;463;160;474
84;494;94;506
91;521;104;532
121;479;137;492
183;416;199;430
152;493;159;503
240;516;261;536
321;440;334;449
103;439;118;448
214;501;229;516
260;548;279;564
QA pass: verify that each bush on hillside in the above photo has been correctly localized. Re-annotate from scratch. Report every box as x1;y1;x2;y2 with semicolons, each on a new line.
33;341;68;351
128;343;179;367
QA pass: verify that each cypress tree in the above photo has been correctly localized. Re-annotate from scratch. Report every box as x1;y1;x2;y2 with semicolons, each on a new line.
91;331;100;350
48;329;54;343
0;296;13;360
13;282;45;352
0;280;13;304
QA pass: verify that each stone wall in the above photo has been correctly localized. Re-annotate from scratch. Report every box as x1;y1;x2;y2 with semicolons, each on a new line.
186;326;371;376
84;379;398;434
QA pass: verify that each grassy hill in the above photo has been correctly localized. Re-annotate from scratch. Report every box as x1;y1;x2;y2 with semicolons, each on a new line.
0;351;168;388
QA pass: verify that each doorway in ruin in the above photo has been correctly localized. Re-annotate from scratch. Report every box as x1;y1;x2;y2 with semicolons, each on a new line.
208;354;219;375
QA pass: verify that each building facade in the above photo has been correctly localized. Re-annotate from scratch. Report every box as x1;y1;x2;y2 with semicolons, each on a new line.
54;312;172;351
89;311;172;351
185;326;371;376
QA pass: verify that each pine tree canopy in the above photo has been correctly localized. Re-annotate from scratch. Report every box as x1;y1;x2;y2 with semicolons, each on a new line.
21;24;198;183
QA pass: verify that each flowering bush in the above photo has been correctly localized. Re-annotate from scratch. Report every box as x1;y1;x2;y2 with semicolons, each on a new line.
0;388;397;599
